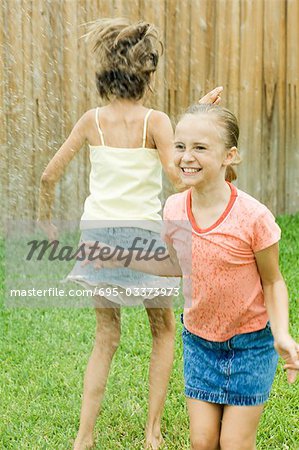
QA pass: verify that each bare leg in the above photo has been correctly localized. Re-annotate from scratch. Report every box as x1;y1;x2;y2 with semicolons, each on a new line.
74;297;121;450
219;404;264;450
187;398;223;450
144;297;176;449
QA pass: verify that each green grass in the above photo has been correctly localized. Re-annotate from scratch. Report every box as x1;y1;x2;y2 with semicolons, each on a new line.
0;215;298;449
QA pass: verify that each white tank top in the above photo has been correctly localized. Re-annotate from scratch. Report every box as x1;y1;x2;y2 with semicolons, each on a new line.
80;108;163;232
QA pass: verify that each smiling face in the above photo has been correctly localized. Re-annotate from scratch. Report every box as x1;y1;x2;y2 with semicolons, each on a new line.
174;113;235;187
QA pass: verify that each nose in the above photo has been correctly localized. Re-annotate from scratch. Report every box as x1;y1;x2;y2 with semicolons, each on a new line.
181;150;196;163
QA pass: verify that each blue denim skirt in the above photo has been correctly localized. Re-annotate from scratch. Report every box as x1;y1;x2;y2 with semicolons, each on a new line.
181;314;278;406
66;227;180;306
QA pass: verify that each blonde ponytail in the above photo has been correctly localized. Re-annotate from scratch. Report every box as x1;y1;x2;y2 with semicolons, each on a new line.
225;149;242;181
225;166;237;182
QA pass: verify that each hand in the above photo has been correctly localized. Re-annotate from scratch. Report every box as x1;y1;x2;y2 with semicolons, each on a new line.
274;334;299;383
36;219;58;241
198;86;223;105
81;241;121;269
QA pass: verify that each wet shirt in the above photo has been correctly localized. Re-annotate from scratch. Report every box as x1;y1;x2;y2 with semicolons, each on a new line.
162;183;281;341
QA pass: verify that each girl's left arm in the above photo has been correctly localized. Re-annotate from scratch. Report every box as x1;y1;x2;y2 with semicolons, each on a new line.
151;111;186;192
255;243;299;383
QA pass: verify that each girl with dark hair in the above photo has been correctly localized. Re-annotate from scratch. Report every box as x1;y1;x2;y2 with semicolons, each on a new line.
37;18;222;450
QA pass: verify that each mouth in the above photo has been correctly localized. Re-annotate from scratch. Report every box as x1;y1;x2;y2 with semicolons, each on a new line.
181;167;202;176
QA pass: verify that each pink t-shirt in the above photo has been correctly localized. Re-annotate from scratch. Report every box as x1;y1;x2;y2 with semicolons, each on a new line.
162;182;281;341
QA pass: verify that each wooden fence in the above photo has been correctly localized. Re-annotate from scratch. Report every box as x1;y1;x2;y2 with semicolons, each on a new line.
1;0;298;228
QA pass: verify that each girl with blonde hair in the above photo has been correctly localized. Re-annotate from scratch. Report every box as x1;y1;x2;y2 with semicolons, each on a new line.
92;103;299;449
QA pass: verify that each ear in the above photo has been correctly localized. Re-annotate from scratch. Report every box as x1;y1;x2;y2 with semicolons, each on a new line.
223;146;237;166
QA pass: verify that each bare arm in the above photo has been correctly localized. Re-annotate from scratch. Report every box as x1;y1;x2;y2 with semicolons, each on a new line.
127;238;182;276
82;238;182;277
150;110;185;191
255;243;299;383
37;110;92;221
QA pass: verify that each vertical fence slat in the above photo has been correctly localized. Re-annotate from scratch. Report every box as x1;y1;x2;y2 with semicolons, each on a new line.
85;0;100;109
190;0;216;103
153;0;167;112
82;0;100;214
176;0;191;114
6;0;24;219
59;0;80;220
30;0;62;221
215;0;240;115
262;0;286;214
165;0;177;120
238;0;264;198
276;0;287;215
0;1;9;231
75;1;91;222
286;0;299;214
0;2;6;147
22;0;35;219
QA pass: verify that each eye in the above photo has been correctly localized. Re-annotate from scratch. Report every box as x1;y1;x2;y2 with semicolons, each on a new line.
194;145;206;151
174;143;185;151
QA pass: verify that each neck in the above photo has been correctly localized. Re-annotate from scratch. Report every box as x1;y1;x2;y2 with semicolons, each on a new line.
191;178;231;209
109;97;143;110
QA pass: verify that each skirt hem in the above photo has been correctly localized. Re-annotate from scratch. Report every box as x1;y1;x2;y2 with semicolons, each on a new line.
185;386;270;406
64;276;176;306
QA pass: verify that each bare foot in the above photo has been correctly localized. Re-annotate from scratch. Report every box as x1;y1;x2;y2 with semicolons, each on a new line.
73;436;94;450
145;431;164;449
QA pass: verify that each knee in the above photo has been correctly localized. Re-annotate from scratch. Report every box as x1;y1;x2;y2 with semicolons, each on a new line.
220;435;255;450
191;435;219;450
95;322;121;353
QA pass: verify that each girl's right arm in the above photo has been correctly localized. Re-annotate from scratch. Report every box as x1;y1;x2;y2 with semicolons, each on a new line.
37;111;93;227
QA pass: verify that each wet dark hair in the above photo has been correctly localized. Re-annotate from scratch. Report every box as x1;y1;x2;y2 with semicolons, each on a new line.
183;104;242;181
83;18;162;100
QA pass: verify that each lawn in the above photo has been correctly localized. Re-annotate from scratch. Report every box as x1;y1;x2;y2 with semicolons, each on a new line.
0;214;298;449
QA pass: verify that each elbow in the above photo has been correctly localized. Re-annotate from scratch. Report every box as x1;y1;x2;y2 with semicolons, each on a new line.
262;273;284;287
40;172;56;185
262;277;286;297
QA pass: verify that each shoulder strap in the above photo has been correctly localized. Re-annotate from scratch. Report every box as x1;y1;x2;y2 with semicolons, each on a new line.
95;107;105;146
142;109;153;148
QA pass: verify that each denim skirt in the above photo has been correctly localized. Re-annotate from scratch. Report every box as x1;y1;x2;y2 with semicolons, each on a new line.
66;227;180;306
181;314;278;406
